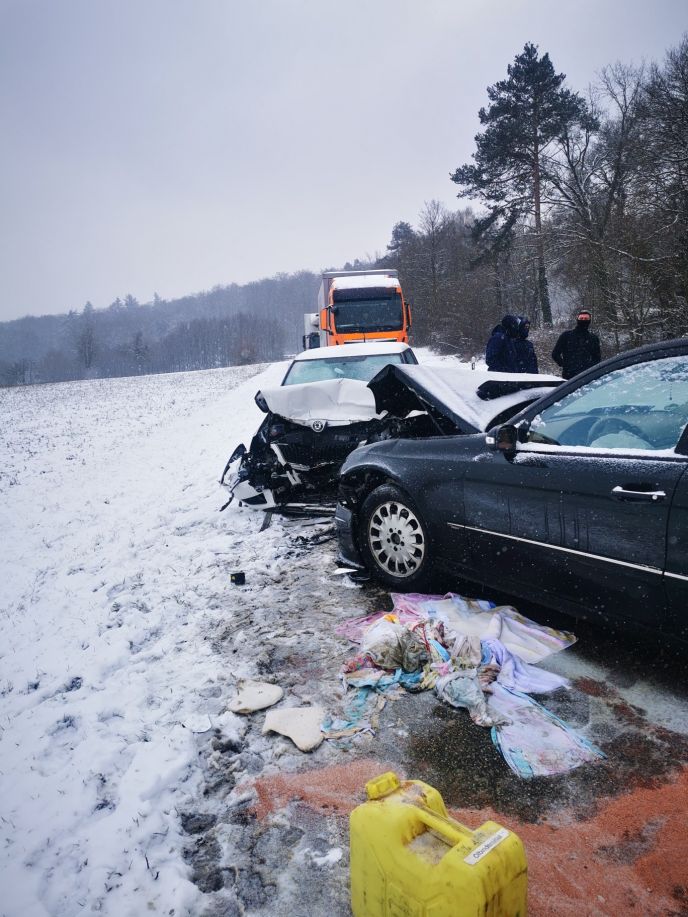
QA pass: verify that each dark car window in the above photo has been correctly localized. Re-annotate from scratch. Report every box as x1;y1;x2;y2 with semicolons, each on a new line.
527;355;688;451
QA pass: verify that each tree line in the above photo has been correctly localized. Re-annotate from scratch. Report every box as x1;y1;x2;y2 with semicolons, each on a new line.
380;37;688;361
2;36;686;385
0;275;318;385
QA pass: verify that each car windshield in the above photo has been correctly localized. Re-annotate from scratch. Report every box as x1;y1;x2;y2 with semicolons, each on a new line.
528;355;688;450
332;296;403;333
283;353;406;385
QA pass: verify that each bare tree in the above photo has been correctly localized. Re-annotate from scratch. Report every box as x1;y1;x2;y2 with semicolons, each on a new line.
418;200;451;321
546;63;646;328
75;302;98;373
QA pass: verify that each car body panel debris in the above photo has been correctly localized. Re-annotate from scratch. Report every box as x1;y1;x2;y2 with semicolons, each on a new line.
262;705;325;751
229;681;284;714
368;364;560;434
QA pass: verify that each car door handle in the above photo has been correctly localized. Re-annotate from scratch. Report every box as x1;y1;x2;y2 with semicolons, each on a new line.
611;485;666;503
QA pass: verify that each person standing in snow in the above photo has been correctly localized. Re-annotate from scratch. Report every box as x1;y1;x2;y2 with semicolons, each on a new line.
552;310;601;379
485;315;519;372
514;316;538;373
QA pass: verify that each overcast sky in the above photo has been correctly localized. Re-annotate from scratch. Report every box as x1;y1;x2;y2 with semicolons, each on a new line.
1;0;686;321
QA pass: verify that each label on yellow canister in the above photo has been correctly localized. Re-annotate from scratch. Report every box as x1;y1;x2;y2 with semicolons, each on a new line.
463;826;510;864
350;772;527;917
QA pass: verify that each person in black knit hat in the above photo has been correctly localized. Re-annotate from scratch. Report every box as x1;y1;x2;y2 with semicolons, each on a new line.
486;315;520;372
514;316;538;373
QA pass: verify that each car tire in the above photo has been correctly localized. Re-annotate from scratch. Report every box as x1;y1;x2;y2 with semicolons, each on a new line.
358;484;433;590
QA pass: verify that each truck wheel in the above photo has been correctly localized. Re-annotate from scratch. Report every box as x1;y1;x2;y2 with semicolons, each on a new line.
359;484;433;590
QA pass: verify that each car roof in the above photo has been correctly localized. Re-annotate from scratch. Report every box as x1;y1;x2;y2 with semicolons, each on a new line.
291;342;414;362
605;337;688;361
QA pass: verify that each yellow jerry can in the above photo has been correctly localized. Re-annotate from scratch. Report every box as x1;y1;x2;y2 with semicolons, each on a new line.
350;771;527;917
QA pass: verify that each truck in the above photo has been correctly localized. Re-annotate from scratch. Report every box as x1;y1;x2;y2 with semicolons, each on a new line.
302;269;411;349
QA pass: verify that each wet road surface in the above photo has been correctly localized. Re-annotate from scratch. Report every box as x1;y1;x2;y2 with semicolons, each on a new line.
187;513;688;917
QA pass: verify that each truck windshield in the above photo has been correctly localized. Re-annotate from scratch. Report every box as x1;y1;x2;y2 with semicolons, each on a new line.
333;295;403;333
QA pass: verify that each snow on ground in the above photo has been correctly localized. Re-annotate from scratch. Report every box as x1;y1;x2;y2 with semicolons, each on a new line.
6;349;685;917
0;363;290;916
0;346;460;917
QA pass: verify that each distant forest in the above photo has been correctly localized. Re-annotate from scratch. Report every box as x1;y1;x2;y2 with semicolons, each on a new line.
2;36;686;386
0;274;319;385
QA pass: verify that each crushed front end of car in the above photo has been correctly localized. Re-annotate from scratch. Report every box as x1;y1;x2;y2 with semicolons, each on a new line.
220;413;388;510
220;368;561;513
219;379;393;511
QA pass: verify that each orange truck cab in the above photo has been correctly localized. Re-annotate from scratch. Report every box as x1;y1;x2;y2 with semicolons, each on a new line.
311;270;411;347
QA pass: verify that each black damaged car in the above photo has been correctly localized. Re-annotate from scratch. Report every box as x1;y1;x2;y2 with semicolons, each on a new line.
336;339;688;637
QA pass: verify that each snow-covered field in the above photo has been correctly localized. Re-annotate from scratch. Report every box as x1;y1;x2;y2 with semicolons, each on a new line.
3;353;688;917
1;348;469;916
0;363;297;916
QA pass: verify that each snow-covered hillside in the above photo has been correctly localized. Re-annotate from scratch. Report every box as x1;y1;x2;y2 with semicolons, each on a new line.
1;364;293;915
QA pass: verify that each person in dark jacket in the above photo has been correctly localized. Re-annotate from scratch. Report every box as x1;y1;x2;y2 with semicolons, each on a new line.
485;315;519;372
514;316;538;373
552;311;601;379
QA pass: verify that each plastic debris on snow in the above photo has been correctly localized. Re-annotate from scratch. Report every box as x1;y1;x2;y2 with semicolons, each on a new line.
263;705;325;752
229;680;284;714
329;593;605;778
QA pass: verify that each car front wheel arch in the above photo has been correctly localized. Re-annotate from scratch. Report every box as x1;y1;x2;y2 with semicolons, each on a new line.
358;483;434;589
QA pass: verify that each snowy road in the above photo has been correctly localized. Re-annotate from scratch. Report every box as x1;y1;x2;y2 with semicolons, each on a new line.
2;361;688;917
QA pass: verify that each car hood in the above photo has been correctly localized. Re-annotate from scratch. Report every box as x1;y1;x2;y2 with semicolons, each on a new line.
257;378;382;426
368;364;562;433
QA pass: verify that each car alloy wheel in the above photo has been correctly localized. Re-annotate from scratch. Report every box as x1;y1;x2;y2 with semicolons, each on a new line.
368;500;425;577
359;484;432;588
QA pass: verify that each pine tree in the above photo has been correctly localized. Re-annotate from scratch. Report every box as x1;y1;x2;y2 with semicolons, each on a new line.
451;43;591;325
386;221;416;256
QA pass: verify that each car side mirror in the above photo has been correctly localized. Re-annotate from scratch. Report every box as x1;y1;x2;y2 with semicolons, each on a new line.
254;391;269;413
488;423;518;457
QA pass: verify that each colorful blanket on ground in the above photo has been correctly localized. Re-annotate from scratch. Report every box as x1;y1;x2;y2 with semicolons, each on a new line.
489;684;604;778
329;592;604;778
